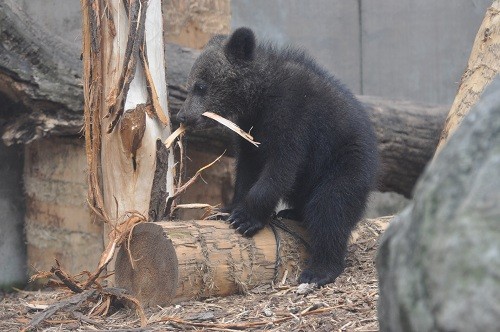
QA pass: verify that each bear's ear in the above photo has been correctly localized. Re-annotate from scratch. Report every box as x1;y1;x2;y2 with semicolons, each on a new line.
224;27;256;62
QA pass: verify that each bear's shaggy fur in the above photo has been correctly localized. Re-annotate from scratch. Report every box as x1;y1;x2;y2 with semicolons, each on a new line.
177;28;379;285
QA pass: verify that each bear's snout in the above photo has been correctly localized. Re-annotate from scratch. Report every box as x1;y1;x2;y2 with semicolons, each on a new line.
175;112;188;124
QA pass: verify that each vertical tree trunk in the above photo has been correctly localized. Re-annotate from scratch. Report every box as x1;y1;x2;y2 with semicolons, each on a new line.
437;0;500;151
81;0;174;275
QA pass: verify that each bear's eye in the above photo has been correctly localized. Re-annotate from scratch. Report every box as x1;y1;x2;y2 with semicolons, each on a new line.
193;82;207;95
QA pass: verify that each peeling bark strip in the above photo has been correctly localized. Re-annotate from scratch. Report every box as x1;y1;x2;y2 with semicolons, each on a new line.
164;151;225;218
141;44;170;126
148;139;170;222
82;0;107;220
106;0;148;133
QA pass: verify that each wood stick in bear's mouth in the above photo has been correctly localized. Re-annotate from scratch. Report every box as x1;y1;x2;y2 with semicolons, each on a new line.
202;112;260;147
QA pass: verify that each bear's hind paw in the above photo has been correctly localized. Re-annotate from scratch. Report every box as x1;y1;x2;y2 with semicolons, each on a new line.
298;265;343;287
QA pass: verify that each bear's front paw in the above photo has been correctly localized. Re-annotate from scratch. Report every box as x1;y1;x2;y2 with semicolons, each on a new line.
298;264;344;287
227;207;265;237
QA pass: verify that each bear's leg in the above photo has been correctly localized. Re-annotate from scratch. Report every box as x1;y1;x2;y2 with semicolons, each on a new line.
207;154;261;220
220;150;261;215
275;208;301;221
299;172;369;286
228;155;300;236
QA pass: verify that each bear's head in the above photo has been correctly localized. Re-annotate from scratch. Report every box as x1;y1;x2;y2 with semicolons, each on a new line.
176;27;257;129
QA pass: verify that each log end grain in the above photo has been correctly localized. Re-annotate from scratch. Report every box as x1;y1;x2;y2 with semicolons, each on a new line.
115;222;179;307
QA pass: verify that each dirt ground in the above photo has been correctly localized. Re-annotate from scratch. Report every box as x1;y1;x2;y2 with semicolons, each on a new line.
0;217;390;332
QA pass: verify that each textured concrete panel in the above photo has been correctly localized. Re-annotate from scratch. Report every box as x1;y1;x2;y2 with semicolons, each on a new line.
361;0;491;104
0;143;26;287
232;0;362;94
24;138;103;275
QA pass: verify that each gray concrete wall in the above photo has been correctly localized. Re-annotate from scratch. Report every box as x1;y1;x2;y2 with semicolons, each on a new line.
0;143;26;287
19;0;492;104
232;0;362;93
232;0;492;104
361;0;489;104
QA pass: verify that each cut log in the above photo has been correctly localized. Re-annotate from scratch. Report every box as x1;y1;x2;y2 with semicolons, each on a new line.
115;219;309;306
436;1;500;152
115;217;391;306
0;0;447;197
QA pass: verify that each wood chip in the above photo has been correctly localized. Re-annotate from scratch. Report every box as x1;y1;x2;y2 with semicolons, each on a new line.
23;303;49;311
296;283;315;295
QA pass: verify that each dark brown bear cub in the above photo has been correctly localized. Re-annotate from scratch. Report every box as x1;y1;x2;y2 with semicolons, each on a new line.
177;27;379;286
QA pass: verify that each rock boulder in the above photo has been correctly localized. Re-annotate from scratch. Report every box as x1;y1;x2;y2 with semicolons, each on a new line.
377;76;500;332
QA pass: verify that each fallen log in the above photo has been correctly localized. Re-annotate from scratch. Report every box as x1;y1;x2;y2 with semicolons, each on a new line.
0;0;83;143
115;216;390;307
360;96;447;197
115;219;309;306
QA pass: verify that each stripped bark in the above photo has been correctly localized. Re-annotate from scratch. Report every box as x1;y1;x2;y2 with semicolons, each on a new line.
81;0;175;287
82;0;174;220
436;1;500;152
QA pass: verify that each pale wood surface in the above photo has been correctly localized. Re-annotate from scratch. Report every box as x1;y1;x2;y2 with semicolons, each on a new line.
437;1;500;152
115;219;309;306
